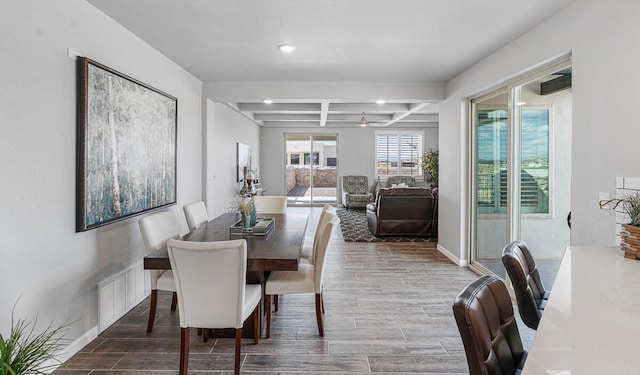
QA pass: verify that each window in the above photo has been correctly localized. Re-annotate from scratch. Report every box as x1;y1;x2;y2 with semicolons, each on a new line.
304;152;319;165
375;131;423;178
289;154;300;165
476;108;550;214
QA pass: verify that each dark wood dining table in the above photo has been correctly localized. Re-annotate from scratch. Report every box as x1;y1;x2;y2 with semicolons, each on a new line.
143;212;308;337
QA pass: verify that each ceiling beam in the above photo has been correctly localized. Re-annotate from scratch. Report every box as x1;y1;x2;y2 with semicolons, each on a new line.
254;114;319;121
384;103;432;127
320;102;329;127
222;102;263;126
237;103;321;112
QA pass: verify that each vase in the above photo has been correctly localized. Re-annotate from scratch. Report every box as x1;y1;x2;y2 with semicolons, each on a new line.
250;204;257;226
242;214;251;228
621;223;640;259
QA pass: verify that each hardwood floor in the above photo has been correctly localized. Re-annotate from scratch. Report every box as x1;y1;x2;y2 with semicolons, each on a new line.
54;207;533;374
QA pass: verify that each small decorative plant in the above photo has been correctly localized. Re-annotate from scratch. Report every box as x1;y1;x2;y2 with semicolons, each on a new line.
228;196;254;216
421;149;439;187
600;190;640;259
1;303;70;375
599;191;640;227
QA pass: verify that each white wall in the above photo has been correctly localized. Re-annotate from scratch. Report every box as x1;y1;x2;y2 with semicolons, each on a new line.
0;0;202;349
204;101;261;216
260;126;438;201
439;0;640;261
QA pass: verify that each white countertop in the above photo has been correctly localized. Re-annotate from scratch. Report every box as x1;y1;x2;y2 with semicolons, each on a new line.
522;246;640;374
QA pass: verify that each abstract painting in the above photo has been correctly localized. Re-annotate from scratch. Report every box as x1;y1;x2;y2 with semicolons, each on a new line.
76;57;177;232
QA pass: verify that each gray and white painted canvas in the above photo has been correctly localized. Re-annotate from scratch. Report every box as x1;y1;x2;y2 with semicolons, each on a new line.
77;58;177;231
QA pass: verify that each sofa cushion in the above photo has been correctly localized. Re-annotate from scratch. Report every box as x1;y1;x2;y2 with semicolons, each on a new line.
386;175;417;187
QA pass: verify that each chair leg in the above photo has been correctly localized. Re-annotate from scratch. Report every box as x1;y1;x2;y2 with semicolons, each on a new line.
315;293;324;337
179;327;190;375
253;304;260;344
171;292;178;311
265;294;272;339
147;289;158;333
234;328;242;375
274;295;279;312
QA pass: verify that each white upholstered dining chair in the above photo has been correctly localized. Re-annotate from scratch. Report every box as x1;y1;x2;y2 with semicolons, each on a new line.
273;204;336;313
300;204;336;265
138;210;180;333
167;238;261;375
264;212;339;338
183;200;209;231
253;195;287;214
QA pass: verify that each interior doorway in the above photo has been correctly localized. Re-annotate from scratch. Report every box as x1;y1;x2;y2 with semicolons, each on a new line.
284;133;338;206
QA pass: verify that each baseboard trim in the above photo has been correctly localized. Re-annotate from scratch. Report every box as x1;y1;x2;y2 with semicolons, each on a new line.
47;325;98;371
437;243;468;267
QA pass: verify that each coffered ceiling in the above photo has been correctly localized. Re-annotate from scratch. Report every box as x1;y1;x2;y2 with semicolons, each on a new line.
87;0;575;128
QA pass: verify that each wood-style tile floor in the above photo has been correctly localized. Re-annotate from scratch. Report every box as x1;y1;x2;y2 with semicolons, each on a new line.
54;207;533;374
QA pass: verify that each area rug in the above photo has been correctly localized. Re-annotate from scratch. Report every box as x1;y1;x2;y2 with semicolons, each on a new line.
335;208;436;243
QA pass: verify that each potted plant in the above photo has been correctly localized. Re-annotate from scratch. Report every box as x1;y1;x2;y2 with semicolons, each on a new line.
1;304;70;375
228;196;255;227
599;190;640;259
421;149;439;188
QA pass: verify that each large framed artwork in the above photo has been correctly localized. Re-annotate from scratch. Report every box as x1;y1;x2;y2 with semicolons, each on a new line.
76;57;178;232
237;142;252;182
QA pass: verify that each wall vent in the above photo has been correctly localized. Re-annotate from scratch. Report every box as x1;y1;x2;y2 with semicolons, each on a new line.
97;261;146;333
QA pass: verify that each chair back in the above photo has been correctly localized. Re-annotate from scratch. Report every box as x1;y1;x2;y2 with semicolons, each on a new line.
313;213;339;293
311;205;337;259
167;239;249;329
342;175;369;194
139;211;180;253
453;275;527;375
501;240;547;329
183;201;208;231
254;195;287;214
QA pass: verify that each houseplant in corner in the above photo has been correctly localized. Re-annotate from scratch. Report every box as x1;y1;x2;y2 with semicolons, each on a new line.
1;303;70;375
421;149;439;188
599;191;640;259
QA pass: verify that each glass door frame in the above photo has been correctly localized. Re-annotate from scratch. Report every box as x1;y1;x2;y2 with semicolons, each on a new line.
284;133;339;207
468;57;572;276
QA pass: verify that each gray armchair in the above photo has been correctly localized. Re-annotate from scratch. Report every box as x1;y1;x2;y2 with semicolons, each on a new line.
341;175;373;210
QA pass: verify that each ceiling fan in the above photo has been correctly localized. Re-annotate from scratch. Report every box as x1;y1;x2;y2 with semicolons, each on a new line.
358;112;386;127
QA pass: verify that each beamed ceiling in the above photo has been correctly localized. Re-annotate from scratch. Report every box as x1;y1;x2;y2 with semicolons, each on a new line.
87;0;576;128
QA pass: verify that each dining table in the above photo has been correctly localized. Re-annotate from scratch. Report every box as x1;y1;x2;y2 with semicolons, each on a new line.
143;212;309;337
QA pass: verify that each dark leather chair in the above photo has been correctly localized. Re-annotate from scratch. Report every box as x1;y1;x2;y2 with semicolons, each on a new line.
501;240;550;330
366;187;437;237
453;275;527;375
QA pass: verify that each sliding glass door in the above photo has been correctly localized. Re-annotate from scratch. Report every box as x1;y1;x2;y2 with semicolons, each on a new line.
471;60;572;288
285;134;338;206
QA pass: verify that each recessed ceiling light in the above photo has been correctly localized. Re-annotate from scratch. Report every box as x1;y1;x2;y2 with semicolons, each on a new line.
263;99;273;104
376;99;386;105
278;44;296;53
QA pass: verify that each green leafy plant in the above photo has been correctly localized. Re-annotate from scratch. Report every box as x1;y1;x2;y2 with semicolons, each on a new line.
421;149;439;187
599;190;640;227
1;303;70;375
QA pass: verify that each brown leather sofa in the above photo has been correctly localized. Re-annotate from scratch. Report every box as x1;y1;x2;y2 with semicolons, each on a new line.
366;187;437;237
